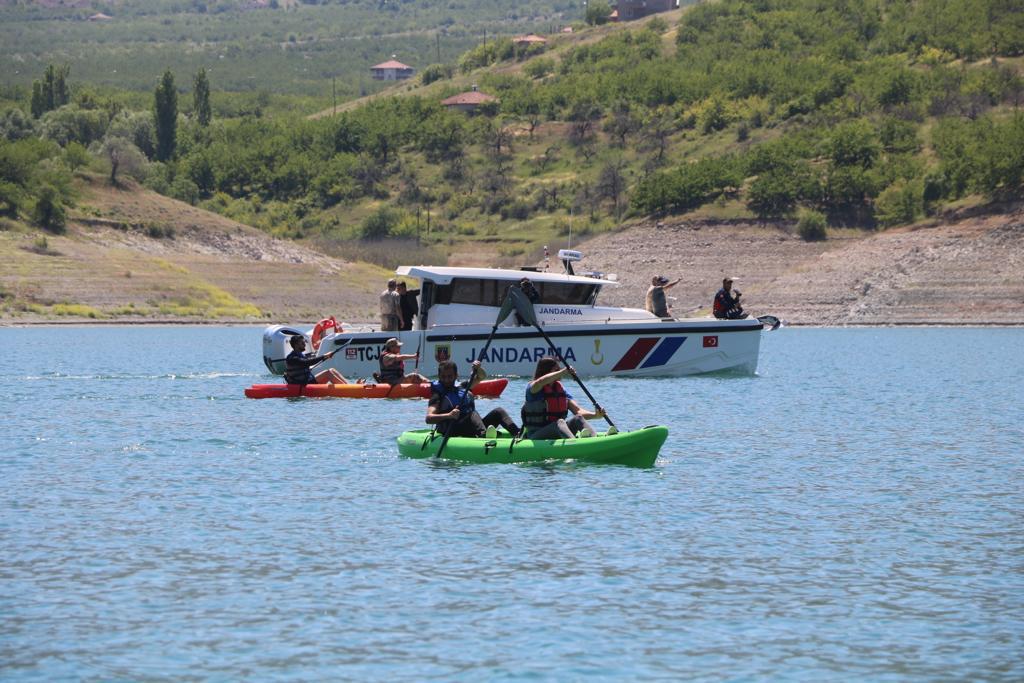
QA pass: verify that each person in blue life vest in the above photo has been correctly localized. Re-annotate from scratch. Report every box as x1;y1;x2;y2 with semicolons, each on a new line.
426;360;520;438
283;335;349;385
522;356;606;439
713;276;748;319
375;337;429;385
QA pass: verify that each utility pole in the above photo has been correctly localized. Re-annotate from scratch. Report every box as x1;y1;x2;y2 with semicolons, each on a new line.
332;77;336;115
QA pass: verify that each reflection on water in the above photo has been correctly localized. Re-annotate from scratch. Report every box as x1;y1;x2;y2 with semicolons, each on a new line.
1;326;1022;679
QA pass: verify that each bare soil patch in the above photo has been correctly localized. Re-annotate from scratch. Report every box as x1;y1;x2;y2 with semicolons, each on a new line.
576;206;1024;325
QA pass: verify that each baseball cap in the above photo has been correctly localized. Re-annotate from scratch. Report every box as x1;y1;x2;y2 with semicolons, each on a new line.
655;275;669;285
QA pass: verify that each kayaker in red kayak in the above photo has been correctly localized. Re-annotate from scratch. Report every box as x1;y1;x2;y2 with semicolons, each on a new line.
375;337;429;386
426;360;520;438
522;356;606;439
284;335;350;385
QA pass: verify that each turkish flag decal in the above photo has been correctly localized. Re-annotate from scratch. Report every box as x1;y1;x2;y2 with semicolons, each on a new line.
703;335;718;348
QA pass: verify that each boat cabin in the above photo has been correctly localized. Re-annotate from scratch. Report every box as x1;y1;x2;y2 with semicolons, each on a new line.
394;263;655;330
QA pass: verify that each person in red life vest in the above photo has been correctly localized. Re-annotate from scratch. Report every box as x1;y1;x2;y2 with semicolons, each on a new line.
426;360;520;438
713;276;748;319
522;356;606;439
375;337;429;385
283;335;349;385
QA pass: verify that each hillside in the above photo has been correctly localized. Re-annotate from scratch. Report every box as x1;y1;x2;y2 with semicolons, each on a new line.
1;175;387;323
2;0;1023;325
579;205;1024;325
2;174;1021;325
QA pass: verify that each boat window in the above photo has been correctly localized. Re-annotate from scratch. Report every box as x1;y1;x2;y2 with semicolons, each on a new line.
433;279;599;307
534;283;599;306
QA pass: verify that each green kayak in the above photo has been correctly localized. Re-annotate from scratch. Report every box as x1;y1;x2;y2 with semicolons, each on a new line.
396;426;669;467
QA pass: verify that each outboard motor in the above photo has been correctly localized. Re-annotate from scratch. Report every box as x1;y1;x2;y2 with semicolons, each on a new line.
262;325;307;374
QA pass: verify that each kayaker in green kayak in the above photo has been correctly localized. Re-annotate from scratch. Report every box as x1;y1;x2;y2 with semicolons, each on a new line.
522;357;607;439
427;360;521;438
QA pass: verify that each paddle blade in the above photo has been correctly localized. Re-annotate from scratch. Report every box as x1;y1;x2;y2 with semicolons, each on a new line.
496;287;518;326
508;286;538;326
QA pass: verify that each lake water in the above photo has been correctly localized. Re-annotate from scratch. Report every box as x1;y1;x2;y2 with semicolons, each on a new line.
2;326;1022;680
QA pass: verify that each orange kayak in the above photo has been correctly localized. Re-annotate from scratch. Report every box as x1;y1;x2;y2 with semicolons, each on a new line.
244;378;508;399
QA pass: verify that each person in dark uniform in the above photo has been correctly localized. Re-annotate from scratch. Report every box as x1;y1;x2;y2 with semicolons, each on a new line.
283;335;349;385
397;281;420;331
514;277;542;326
426;360;520;438
713;276;747;319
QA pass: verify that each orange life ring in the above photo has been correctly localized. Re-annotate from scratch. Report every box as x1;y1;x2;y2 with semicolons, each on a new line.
311;316;341;352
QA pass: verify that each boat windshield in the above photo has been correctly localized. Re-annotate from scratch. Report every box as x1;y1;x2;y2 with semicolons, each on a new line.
434;278;599;307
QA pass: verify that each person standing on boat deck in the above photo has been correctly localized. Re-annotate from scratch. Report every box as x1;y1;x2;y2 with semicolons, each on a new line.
377;337;429;385
522;357;606;439
713;276;748;319
284;335;349;385
645;275;680;319
379;278;403;331
514;277;541;326
396;281;420;331
427;360;520;438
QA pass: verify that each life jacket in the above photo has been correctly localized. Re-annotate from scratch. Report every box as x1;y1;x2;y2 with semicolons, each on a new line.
522;381;570;429
713;288;736;319
379;353;405;383
430;380;475;419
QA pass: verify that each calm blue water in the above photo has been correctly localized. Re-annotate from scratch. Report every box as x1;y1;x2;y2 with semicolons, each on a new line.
1;326;1022;680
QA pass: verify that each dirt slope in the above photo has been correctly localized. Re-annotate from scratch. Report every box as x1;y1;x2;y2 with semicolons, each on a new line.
1;176;388;324
575;206;1024;325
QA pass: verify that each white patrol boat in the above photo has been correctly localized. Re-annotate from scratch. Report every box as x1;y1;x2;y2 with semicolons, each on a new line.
261;251;771;379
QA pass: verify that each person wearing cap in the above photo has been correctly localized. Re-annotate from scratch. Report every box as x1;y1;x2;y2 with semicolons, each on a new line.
645;275;681;319
713;276;748;319
379;278;403;332
426;359;520;438
283;335;350;386
376;337;429;386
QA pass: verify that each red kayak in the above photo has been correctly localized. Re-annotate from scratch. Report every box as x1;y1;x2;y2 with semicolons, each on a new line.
244;378;508;399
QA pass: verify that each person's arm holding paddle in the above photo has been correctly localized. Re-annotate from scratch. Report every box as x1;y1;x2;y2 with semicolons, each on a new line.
466;360;486;392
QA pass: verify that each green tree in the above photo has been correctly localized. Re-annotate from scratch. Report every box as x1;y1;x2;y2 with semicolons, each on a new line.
153;70;178;162
585;0;611;26
30;64;70;119
193;68;212;127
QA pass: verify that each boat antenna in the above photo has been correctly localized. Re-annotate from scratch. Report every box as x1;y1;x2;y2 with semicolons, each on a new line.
568;208;573;250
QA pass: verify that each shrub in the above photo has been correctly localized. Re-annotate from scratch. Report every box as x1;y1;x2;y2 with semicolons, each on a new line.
796;209;828;241
523;57;555;80
33;185;65;233
875;179;923;227
360;206;401;239
420;63;454;85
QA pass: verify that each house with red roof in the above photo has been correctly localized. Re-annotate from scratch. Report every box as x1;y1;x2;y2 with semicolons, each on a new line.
371;59;415;81
440;86;499;113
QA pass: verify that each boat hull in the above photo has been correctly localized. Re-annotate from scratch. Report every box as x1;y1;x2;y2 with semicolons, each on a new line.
396;426;669;467
268;319;762;379
244;378;508;399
